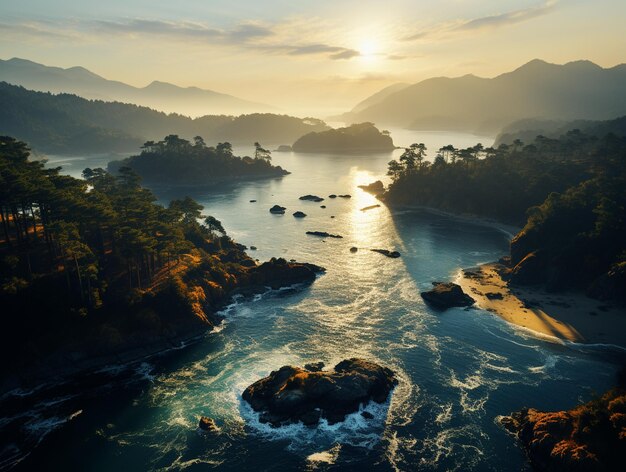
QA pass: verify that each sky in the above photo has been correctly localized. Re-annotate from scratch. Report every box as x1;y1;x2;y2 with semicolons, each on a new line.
1;0;626;116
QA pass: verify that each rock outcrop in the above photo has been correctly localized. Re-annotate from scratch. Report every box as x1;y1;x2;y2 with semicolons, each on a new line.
502;385;626;471
360;204;381;212
299;195;324;202
242;358;397;426
269;205;286;214
358;181;385;195
293;211;307;218
306;231;343;239
421;282;475;309
198;416;219;432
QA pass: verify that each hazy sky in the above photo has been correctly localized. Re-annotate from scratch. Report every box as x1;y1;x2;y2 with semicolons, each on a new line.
1;0;625;115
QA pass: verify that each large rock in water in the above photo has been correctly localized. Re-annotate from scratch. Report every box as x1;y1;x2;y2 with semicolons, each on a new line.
421;282;475;309
242;358;398;426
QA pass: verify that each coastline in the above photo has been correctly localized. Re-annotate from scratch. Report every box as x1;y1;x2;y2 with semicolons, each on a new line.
387;203;521;238
457;263;626;348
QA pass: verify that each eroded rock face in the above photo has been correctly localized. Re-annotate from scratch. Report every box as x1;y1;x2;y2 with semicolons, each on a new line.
503;387;626;472
420;282;475;309
242;358;397;426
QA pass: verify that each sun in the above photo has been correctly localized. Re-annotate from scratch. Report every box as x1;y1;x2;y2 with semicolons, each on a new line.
358;39;380;62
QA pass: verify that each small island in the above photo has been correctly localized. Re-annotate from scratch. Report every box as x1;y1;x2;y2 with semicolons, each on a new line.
108;135;288;185
242;358;397;426
292;122;395;154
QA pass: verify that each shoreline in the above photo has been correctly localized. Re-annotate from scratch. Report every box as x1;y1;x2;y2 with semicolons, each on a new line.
387;203;521;238
457;263;626;349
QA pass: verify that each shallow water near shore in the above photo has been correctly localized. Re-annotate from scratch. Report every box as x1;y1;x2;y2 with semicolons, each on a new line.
2;130;624;471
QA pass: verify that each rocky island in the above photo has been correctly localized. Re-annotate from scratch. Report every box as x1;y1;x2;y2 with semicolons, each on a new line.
242;358;398;426
292;122;395;154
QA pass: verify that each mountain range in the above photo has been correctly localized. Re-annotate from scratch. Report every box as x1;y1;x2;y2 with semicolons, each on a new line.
0;58;272;116
343;60;626;134
0;82;327;154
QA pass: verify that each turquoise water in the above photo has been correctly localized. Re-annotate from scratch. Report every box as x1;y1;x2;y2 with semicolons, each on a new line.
2;132;623;471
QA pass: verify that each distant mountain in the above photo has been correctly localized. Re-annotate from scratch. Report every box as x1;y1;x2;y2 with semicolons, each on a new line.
0;57;272;116
344;60;626;134
494;116;626;146
0;82;328;154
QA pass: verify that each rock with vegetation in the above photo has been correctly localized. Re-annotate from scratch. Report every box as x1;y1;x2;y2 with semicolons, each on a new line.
502;377;626;472
242;358;397;426
421;282;475;309
292;123;395;154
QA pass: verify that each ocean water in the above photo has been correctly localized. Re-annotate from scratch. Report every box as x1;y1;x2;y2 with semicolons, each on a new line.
2;131;623;471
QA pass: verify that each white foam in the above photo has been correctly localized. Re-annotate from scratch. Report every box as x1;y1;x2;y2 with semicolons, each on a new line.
239;396;391;451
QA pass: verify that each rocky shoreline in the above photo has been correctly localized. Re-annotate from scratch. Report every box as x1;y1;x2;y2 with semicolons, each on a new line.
0;258;325;395
501;379;626;471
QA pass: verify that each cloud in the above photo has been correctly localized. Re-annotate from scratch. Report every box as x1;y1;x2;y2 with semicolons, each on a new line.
0;17;363;61
93;19;274;42
405;1;558;41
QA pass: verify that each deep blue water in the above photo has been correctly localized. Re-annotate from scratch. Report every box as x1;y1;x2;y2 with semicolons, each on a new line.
2;131;623;471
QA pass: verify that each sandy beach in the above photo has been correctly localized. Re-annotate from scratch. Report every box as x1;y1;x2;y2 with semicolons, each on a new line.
457;263;626;347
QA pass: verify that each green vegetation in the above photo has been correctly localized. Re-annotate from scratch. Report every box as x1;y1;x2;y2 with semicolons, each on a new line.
385;130;626;299
292;122;395;153
108;135;287;184
0;82;328;154
0;136;319;380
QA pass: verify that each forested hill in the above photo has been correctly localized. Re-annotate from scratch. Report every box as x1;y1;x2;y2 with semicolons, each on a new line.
0;82;328;155
384;131;626;299
108;136;288;184
495;116;626;146
0;136;322;384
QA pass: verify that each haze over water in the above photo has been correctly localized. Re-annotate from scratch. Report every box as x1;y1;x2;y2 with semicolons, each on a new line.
3;130;622;471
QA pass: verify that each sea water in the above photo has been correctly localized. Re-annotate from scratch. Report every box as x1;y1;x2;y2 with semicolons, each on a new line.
1;131;622;471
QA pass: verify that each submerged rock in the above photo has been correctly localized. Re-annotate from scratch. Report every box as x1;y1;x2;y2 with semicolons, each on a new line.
242;358;397;426
250;246;257;250
299;195;325;202
320;205;326;209
360;204;381;212
249;199;257;203
421;282;475;309
371;249;400;258
329;194;337;198
306;231;343;239
198;416;219;432
350;247;358;253
338;194;351;198
269;205;286;214
293;211;307;218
